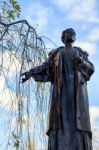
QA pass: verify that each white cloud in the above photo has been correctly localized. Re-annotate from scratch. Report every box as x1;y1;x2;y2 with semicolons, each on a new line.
0;75;30;111
74;41;96;54
53;0;99;23
0;88;16;110
0;86;31;111
25;3;53;31
87;28;99;41
0;76;20;111
0;51;30;111
0;76;5;91
69;0;99;23
90;106;99;149
90;106;99;127
53;0;78;10
0;51;21;77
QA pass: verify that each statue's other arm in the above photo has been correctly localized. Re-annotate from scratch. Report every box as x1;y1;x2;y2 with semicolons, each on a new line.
80;58;94;81
75;47;95;82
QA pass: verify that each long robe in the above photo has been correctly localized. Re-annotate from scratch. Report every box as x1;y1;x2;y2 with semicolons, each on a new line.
29;45;94;150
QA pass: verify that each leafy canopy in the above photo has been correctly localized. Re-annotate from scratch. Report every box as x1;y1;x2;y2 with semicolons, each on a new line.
0;0;21;22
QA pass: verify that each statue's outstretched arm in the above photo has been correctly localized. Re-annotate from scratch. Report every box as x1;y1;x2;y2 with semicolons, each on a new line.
21;57;53;83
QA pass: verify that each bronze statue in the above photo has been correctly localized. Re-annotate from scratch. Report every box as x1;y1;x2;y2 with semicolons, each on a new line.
21;28;94;150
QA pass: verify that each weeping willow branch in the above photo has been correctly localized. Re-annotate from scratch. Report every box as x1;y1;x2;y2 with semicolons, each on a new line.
0;20;55;150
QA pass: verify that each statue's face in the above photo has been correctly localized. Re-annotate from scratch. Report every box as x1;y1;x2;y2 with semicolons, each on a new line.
63;32;76;44
61;28;76;44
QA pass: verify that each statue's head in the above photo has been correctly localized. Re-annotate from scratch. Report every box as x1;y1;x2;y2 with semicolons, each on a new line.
61;28;76;44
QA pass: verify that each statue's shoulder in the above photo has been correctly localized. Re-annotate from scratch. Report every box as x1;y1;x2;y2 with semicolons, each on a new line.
73;46;89;57
48;46;64;58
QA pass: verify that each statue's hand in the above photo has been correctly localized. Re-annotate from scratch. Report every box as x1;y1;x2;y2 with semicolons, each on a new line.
20;71;31;83
75;56;83;64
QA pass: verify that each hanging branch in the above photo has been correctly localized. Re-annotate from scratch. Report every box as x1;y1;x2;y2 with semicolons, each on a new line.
0;20;56;150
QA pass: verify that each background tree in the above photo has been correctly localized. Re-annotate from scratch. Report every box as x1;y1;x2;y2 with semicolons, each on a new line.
0;0;21;22
0;1;52;149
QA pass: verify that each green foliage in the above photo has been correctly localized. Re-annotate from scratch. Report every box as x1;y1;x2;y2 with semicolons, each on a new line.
9;132;20;149
0;0;21;22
